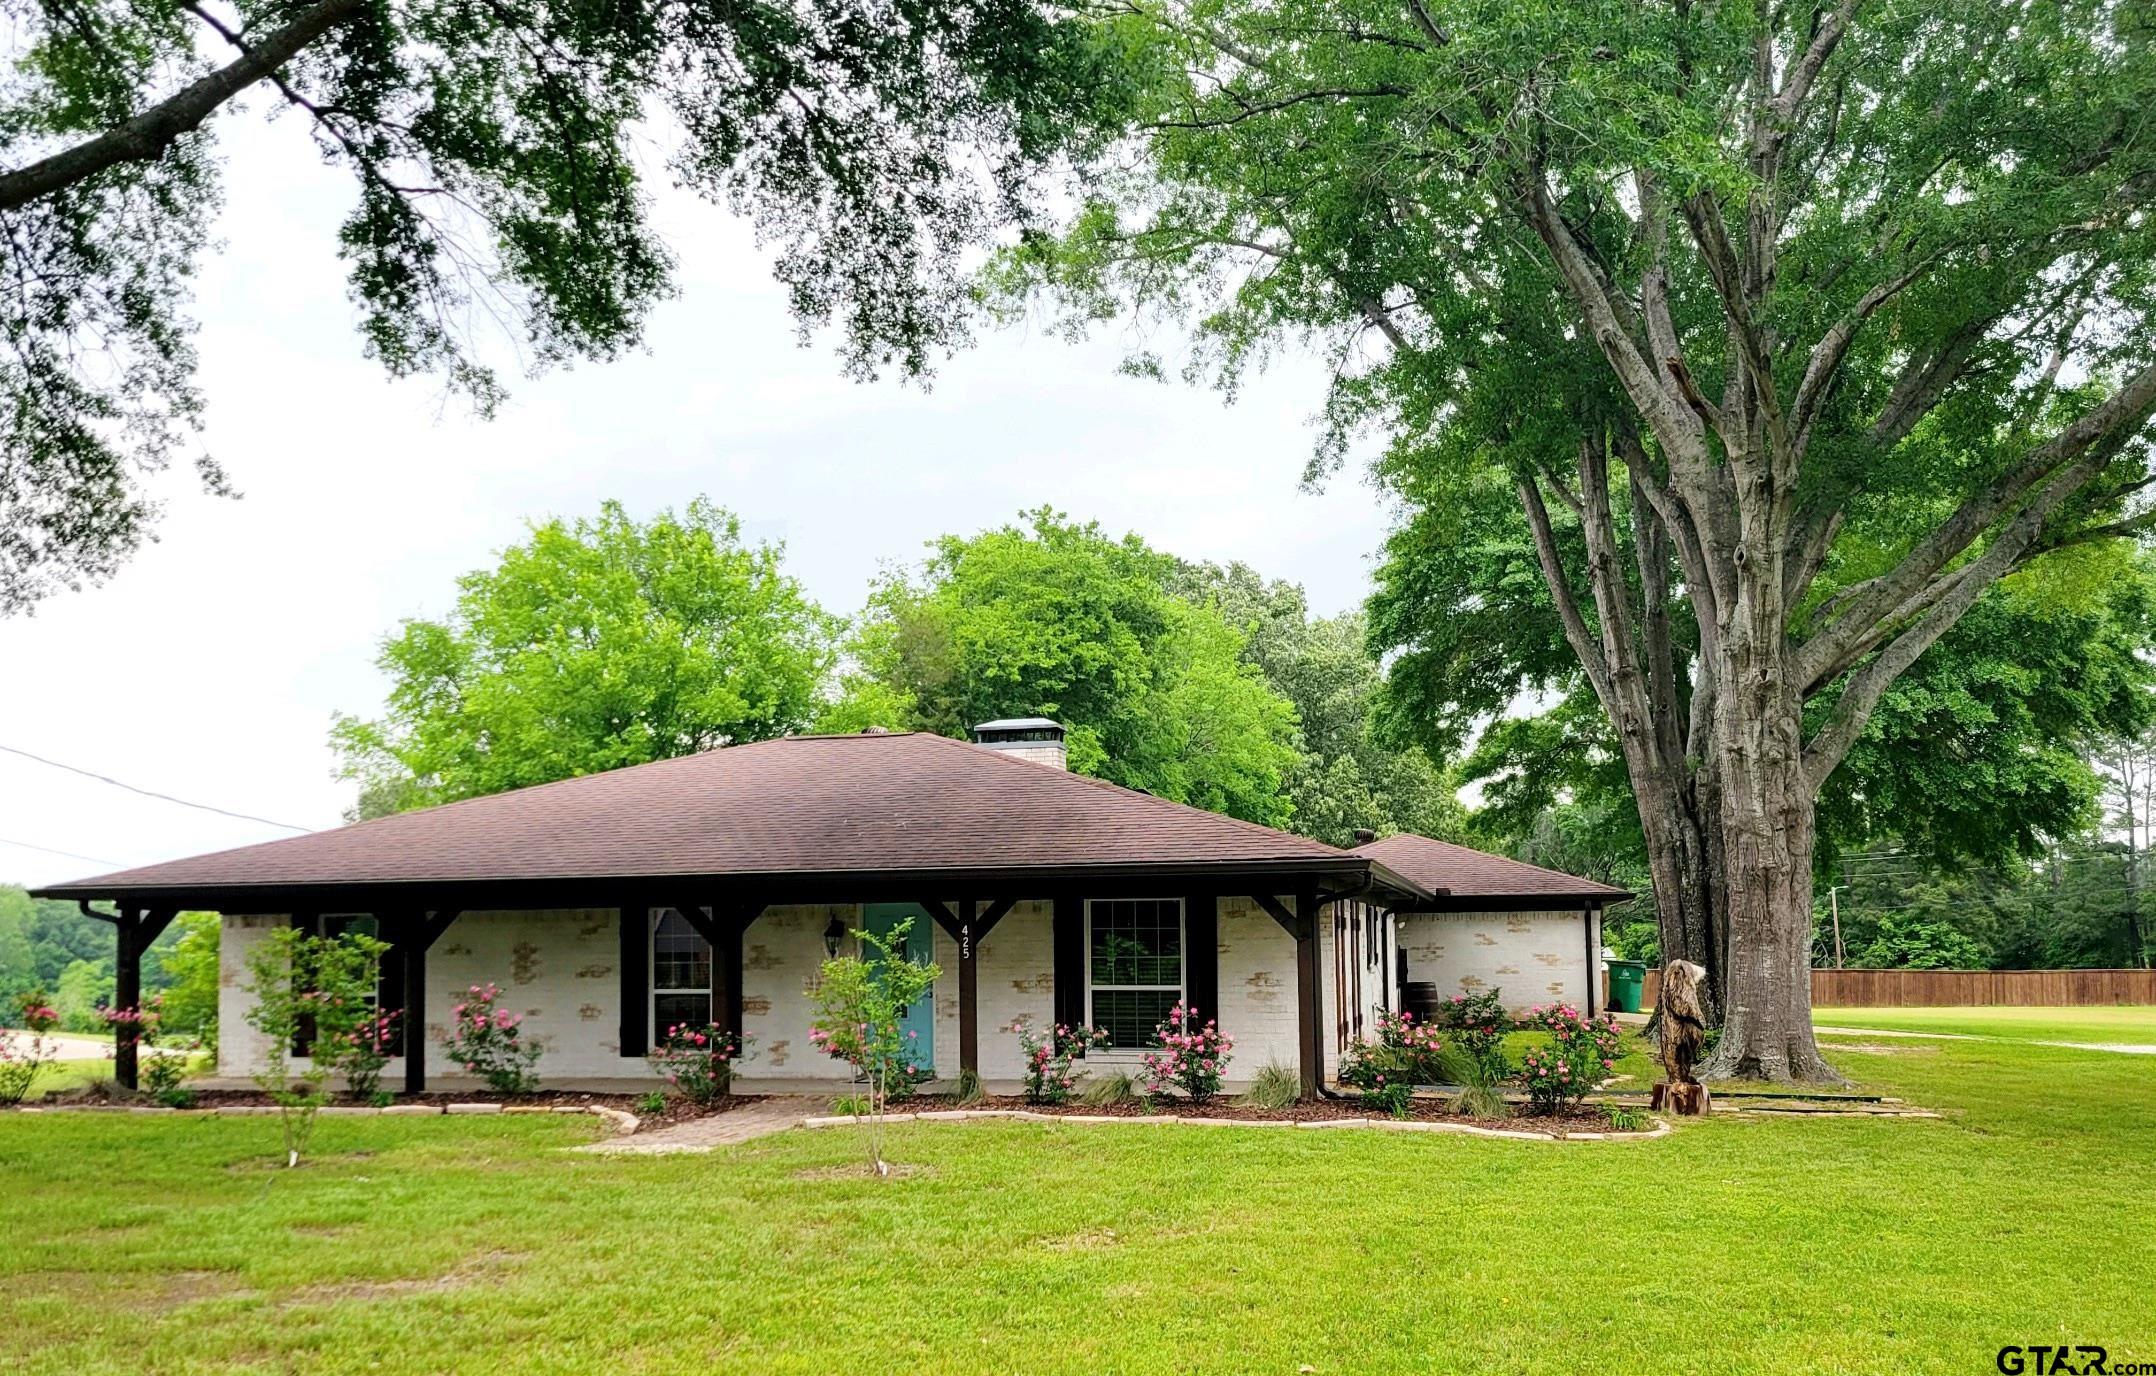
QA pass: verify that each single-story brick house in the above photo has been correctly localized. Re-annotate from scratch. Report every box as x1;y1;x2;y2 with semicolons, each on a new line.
34;721;1627;1098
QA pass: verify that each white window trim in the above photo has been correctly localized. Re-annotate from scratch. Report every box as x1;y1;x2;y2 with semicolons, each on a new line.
650;908;713;1035
1084;897;1187;1048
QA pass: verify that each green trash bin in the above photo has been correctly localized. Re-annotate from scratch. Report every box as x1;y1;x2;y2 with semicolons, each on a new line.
1605;959;1647;1014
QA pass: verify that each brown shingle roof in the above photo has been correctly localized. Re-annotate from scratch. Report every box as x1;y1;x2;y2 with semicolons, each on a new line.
1351;832;1630;904
37;732;1410;902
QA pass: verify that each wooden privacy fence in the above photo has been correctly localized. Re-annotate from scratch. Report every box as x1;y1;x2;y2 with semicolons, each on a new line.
1810;967;2156;1007
1624;966;2156;1009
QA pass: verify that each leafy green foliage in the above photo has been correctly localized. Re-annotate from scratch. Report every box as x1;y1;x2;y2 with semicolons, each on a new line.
827;508;1301;826
1177;562;1465;845
809;918;940;1174
334;499;837;814
155;912;221;1051
0;0;1134;611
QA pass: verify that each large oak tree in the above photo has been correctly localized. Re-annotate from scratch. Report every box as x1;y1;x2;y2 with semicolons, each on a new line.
1001;0;2156;1076
0;0;1125;612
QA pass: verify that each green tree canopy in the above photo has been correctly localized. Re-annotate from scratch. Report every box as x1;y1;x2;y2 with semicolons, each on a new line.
0;0;1131;612
1175;561;1464;846
334;498;837;813
825;509;1301;826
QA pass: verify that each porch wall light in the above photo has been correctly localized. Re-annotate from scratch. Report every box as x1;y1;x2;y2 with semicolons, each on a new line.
823;914;847;958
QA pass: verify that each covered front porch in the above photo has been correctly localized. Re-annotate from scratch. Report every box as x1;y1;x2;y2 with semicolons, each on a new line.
93;871;1374;1099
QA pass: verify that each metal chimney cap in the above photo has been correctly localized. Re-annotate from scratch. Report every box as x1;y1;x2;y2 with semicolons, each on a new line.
970;716;1060;737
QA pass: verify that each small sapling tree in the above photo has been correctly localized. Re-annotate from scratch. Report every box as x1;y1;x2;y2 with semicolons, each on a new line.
808;918;940;1177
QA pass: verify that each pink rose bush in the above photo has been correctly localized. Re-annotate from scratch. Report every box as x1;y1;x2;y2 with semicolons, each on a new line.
1518;1004;1623;1114
443;983;543;1093
1004;1015;1109;1104
1139;1003;1232;1104
649;1022;753;1104
333;1009;402;1104
1432;989;1511;1074
1338;1010;1447;1116
103;993;203;1105
0;991;62;1106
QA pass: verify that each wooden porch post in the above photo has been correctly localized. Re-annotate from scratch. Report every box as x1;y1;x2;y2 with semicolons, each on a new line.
112;907;140;1091
102;905;178;1092
671;902;762;1049
1251;888;1325;1099
402;915;429;1095
397;909;461;1095
957;898;980;1075
922;898;1016;1082
1295;887;1323;1099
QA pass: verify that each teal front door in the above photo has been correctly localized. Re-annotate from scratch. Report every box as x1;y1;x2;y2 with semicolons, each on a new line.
862;903;936;1074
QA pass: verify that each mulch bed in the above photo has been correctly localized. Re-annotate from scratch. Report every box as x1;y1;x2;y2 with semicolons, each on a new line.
894;1093;1621;1134
31;1085;1632;1134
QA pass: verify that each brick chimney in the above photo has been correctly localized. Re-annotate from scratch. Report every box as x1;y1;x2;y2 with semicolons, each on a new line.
971;718;1067;769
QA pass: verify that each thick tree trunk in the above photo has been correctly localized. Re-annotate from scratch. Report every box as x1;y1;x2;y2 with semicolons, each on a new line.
1637;776;1724;1019
1702;647;1838;1082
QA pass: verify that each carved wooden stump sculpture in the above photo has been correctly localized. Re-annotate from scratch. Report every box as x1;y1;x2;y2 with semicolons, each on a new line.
1651;959;1712;1116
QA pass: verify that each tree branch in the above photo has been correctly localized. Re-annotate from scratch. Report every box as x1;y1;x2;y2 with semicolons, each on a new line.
0;0;366;211
1796;358;2156;685
1518;472;1618;715
1804;437;2123;788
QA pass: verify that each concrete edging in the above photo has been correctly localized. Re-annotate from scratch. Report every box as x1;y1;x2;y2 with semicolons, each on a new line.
797;1107;1673;1142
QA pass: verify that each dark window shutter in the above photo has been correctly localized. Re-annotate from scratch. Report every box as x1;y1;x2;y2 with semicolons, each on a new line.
1053;896;1084;1029
1184;892;1218;1028
619;905;648;1057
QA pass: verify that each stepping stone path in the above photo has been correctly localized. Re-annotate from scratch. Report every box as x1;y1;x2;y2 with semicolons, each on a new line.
577;1097;821;1155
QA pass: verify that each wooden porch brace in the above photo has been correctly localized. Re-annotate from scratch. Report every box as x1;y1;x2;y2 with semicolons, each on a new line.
1251;888;1324;1099
672;901;767;1049
920;897;1017;1079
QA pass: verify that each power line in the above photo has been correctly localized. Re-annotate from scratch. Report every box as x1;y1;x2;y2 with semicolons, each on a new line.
0;834;126;868
0;743;311;833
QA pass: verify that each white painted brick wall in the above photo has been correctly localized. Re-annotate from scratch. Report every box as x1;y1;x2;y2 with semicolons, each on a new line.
1398;909;1599;1014
740;904;852;1082
1213;896;1298;1082
216;914;282;1080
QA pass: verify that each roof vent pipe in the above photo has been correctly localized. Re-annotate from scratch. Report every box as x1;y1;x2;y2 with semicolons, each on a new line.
971;717;1067;770
1352;828;1378;846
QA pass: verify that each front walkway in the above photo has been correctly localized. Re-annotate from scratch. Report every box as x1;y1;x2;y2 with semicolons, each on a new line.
578;1096;819;1155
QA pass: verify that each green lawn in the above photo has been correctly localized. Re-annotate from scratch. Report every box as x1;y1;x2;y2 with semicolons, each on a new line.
3;1020;2152;1375
1815;1004;2156;1044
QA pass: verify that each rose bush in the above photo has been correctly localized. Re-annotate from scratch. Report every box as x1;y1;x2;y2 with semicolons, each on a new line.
1518;1004;1623;1114
1004;1015;1108;1104
443;983;543;1093
649;1022;752;1104
1139;1003;1232;1104
0;992;61;1105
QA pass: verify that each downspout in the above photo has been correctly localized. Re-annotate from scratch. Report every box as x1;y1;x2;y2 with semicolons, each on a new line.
1584;903;1597;1018
1312;873;1379;1101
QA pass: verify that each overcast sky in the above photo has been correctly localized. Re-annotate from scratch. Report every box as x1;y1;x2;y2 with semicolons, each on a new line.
0;110;1399;891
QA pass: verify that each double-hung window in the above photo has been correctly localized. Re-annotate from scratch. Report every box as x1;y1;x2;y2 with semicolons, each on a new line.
651;909;713;1036
1086;898;1185;1048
